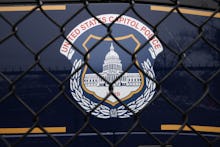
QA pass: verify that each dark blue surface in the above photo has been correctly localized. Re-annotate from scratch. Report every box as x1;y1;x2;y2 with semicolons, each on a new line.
0;3;220;147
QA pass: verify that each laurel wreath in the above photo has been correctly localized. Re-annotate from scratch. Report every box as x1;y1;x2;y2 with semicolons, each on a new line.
70;59;155;118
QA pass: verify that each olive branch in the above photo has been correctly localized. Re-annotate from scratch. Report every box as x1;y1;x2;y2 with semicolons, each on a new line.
70;59;155;118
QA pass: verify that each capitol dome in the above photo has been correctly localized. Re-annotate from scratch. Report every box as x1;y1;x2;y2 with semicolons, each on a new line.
105;43;120;60
102;43;123;74
84;42;141;88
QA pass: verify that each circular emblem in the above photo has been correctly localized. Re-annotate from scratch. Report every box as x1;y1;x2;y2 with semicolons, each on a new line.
60;14;163;118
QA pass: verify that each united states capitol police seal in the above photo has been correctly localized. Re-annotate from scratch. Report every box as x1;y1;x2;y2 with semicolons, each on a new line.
60;14;163;118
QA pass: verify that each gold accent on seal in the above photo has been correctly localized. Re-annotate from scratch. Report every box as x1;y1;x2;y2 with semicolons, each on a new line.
81;34;145;106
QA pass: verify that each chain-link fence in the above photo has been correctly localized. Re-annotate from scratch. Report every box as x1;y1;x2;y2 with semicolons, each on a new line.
0;0;220;147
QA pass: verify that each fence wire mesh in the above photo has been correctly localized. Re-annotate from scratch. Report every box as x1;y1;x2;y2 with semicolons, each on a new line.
0;0;220;147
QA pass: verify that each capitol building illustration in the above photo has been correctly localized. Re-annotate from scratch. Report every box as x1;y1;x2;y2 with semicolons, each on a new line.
82;43;143;104
84;43;142;87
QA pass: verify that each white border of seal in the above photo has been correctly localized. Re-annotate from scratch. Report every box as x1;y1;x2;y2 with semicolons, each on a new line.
60;14;163;60
60;14;163;118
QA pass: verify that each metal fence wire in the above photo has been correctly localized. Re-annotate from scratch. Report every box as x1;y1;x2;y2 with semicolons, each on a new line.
0;0;220;147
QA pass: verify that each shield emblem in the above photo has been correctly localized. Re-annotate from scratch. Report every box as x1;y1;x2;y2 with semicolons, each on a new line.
81;34;144;106
61;14;163;118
